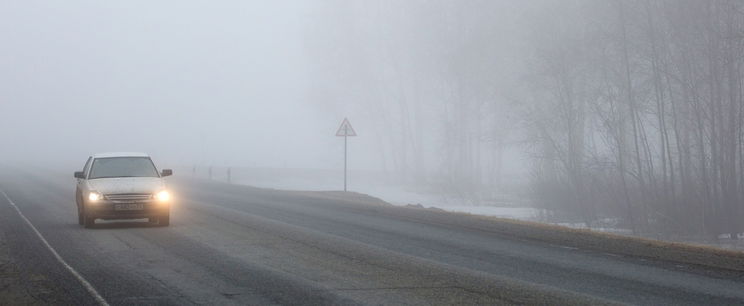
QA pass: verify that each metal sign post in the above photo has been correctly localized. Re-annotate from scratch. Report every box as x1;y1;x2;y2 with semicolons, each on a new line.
336;118;357;192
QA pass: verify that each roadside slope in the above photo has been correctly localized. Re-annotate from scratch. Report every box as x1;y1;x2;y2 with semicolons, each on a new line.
190;177;744;273
177;177;744;304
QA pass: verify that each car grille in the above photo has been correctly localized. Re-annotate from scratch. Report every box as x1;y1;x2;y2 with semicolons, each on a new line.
104;193;152;202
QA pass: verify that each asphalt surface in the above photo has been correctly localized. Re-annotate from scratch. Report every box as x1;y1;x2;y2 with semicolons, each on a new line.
1;167;743;305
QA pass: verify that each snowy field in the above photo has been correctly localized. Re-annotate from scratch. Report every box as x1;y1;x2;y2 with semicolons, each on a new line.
191;167;538;220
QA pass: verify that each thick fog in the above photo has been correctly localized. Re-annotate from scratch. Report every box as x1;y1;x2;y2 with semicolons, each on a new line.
1;1;335;168
2;1;744;238
0;1;529;171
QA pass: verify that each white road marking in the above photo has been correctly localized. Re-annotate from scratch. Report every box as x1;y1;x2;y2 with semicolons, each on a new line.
548;243;580;250
0;189;109;306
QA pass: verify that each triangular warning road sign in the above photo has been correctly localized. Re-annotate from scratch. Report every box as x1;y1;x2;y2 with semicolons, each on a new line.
336;118;357;137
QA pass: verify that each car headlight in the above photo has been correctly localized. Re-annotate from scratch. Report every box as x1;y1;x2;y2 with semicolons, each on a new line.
156;190;171;202
88;191;102;202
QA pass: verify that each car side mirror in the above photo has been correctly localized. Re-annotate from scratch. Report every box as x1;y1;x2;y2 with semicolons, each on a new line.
74;171;85;179
161;169;173;177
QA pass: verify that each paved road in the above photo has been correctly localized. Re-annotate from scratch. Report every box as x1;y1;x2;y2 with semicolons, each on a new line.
1;168;743;305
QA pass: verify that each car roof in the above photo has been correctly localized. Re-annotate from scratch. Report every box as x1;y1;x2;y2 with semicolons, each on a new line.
91;152;150;158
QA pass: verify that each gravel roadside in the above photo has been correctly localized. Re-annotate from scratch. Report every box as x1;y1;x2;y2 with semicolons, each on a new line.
0;231;49;305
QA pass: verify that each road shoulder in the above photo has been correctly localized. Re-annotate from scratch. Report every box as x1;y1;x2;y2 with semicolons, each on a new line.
0;230;54;305
0;189;92;306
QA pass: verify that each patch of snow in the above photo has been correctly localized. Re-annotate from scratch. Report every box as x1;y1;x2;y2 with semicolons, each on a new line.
222;167;535;220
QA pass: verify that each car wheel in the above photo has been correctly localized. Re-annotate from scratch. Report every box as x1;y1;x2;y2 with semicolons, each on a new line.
159;214;170;226
84;213;95;228
78;209;84;225
77;196;84;225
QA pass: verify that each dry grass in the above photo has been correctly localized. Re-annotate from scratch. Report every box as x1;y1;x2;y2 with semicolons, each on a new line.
0;232;48;305
312;190;744;272
295;190;391;207
467;214;744;272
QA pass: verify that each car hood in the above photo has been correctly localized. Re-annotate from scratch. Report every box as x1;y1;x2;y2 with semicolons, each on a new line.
87;177;164;194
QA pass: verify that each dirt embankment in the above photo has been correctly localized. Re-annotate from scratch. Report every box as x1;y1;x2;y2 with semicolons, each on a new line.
466;216;744;272
318;190;744;273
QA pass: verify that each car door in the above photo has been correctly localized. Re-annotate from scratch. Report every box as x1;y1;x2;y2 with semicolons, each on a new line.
76;157;92;207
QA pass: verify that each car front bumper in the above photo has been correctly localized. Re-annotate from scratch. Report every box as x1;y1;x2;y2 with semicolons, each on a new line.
86;201;170;219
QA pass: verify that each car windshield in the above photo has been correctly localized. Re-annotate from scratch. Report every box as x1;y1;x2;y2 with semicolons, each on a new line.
88;157;159;179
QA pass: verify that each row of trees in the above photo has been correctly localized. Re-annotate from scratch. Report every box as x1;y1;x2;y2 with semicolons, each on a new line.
306;0;744;236
526;0;744;237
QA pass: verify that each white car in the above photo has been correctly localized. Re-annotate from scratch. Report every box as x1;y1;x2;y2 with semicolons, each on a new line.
74;152;173;228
